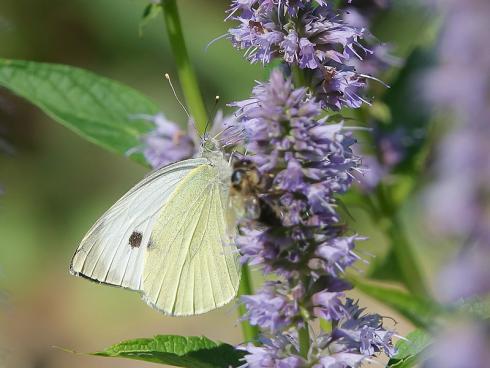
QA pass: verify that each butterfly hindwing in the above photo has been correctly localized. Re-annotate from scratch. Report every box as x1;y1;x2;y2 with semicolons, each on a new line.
142;164;241;316
70;158;208;291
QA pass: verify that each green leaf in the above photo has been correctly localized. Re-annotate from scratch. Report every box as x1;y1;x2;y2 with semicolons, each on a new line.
93;335;245;368
387;329;431;367
352;278;441;329
0;59;159;162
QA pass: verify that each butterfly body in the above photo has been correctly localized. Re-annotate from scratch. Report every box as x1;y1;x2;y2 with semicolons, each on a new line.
70;140;240;316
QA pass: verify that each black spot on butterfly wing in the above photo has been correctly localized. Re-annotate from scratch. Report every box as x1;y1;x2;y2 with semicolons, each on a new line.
129;231;143;248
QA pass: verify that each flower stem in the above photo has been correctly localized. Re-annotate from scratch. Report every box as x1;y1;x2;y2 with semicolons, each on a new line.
238;264;259;343
161;0;208;134
291;64;306;88
298;324;310;358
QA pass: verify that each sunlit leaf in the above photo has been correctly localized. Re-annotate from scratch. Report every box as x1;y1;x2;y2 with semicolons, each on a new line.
93;335;245;368
387;329;431;367
0;59;158;162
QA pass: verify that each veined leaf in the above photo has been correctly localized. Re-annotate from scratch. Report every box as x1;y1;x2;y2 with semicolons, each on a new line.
0;59;159;161
387;329;431;367
352;278;441;329
93;335;245;368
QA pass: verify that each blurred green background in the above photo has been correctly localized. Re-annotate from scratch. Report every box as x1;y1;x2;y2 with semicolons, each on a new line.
0;0;437;367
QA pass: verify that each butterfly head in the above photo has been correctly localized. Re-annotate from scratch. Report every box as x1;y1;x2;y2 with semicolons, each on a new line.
200;136;221;153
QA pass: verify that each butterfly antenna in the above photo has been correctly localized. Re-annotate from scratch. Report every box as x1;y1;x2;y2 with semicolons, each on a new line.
164;73;191;120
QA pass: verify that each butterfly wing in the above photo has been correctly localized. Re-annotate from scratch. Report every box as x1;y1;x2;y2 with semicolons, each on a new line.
142;163;241;316
70;158;208;291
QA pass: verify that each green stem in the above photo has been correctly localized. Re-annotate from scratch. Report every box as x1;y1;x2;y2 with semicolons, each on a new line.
298;324;310;358
161;0;208;134
238;264;259;343
291;64;306;88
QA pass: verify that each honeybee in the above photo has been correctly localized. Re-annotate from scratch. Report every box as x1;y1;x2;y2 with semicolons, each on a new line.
230;159;281;226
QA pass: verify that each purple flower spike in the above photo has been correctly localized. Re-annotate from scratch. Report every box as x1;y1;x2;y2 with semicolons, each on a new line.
226;0;380;110
232;70;394;365
225;1;394;366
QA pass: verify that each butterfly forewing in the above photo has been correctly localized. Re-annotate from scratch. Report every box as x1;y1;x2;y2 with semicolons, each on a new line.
70;158;207;291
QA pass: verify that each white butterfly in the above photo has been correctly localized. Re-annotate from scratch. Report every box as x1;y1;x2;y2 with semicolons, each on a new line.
70;138;241;316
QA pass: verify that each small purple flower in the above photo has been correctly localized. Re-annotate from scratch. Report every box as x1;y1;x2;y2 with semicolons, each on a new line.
242;282;301;332
314;67;368;110
313;236;361;276
239;337;306;368
274;159;305;192
282;30;299;63
299;38;319;69
331;299;396;357
311;290;345;321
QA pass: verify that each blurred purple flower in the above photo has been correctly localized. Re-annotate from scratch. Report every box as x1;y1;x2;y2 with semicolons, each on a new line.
424;0;490;298
129;111;240;169
422;0;490;366
354;155;386;191
436;242;490;302
424;322;490;368
129;113;195;169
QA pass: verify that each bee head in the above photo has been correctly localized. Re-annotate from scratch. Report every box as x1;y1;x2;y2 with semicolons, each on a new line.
231;169;245;190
